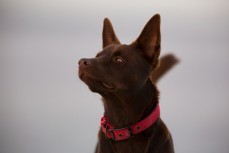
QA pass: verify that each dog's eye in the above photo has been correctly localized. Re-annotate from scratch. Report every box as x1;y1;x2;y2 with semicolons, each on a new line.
113;56;124;63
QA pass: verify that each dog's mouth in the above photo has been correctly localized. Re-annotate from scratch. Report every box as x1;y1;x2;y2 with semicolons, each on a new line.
79;71;115;90
100;82;114;89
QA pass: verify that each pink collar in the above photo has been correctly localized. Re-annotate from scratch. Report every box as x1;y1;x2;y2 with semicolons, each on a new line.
101;103;160;141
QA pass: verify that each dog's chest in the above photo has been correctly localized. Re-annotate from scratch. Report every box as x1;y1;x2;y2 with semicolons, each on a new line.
98;133;149;153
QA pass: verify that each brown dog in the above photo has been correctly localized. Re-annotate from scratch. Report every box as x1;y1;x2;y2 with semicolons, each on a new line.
78;14;175;153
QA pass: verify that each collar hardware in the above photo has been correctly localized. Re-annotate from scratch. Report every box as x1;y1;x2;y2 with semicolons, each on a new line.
101;103;160;141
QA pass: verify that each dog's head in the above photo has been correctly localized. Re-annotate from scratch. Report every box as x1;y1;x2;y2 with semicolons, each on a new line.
78;14;161;95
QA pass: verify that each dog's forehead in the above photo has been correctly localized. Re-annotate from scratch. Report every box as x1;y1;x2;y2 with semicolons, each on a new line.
96;44;119;56
106;44;120;52
96;45;114;56
97;44;138;56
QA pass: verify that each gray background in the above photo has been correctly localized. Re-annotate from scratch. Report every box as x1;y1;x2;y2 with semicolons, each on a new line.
0;0;229;153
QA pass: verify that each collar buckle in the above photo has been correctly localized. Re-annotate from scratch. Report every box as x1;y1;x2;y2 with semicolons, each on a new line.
127;127;134;137
108;126;134;141
101;103;160;141
108;129;116;141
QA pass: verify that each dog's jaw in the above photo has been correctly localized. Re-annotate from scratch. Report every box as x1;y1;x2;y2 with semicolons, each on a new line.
79;67;115;92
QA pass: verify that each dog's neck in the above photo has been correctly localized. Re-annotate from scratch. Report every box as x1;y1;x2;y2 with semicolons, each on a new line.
102;79;159;129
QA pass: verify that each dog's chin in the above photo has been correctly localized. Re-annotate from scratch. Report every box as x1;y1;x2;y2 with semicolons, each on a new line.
79;73;115;92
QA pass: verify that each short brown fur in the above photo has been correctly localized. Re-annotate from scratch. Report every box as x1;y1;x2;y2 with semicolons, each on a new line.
78;14;175;153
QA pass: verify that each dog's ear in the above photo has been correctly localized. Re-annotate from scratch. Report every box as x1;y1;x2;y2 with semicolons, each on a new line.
102;18;121;48
132;14;161;68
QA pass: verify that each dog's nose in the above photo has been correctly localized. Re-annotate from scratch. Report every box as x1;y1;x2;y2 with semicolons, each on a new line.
78;58;92;67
